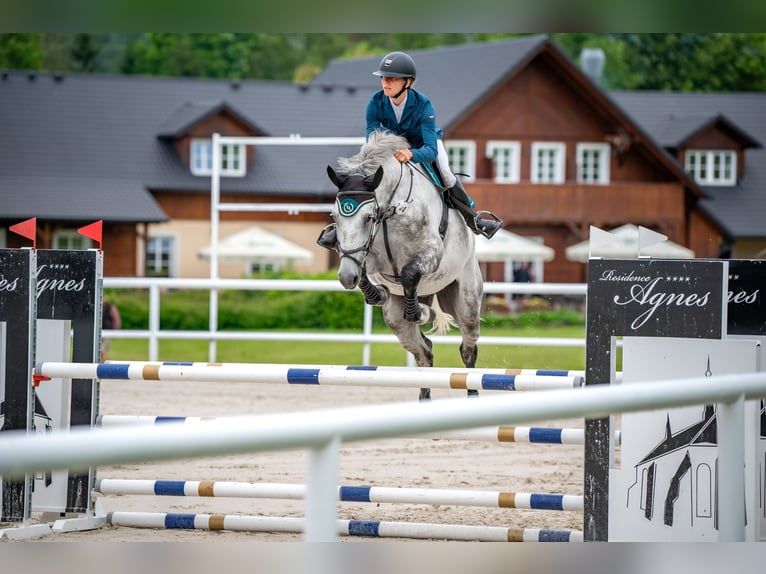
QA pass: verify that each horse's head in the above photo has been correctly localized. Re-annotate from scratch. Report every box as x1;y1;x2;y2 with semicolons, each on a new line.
327;164;384;289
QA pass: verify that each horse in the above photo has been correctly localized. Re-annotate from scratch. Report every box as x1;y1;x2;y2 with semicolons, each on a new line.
322;130;483;400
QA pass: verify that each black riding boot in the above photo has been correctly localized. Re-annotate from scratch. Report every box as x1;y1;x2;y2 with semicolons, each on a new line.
446;179;503;239
316;223;338;251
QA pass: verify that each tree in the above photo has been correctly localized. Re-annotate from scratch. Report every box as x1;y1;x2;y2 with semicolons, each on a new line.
0;34;42;69
610;33;766;91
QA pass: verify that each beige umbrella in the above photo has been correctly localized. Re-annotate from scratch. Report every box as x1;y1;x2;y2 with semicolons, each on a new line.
474;229;555;262
565;224;694;262
199;225;314;263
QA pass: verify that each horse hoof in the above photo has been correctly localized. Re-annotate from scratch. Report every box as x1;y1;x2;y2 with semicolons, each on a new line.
467;389;479;397
419;389;431;401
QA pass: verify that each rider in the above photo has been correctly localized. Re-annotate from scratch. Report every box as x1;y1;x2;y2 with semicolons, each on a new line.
318;50;502;250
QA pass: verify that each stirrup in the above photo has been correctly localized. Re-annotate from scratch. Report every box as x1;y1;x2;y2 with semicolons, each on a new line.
473;211;503;239
316;223;338;251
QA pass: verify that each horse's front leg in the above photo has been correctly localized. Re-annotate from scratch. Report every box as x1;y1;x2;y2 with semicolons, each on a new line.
400;258;434;324
358;273;389;306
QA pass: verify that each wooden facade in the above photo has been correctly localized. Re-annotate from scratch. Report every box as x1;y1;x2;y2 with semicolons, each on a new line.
442;52;721;284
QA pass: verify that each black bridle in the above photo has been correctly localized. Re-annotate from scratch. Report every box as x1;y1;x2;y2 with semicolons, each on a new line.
335;162;448;282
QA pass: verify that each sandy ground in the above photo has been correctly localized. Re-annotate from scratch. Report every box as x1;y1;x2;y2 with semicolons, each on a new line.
6;377;587;543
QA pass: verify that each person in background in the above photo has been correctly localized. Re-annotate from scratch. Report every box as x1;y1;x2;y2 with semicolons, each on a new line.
513;261;534;301
101;297;122;361
318;51;502;251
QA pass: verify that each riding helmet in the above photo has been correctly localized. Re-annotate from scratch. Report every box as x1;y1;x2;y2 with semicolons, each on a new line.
372;51;416;78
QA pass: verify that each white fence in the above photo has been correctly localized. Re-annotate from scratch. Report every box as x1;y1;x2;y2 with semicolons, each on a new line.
102;277;588;363
0;371;763;541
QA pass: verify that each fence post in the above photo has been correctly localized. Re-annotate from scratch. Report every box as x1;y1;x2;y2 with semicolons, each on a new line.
304;435;341;542
716;393;746;541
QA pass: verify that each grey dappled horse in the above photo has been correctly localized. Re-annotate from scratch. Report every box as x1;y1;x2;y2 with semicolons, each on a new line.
324;130;483;400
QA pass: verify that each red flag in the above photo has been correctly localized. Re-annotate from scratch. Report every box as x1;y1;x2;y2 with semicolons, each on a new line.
77;220;103;251
10;217;37;248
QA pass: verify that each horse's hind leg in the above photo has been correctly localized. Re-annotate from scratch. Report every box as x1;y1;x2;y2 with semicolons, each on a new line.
382;296;434;400
436;275;482;397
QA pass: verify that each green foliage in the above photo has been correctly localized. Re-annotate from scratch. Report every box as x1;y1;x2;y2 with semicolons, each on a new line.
4;33;764;92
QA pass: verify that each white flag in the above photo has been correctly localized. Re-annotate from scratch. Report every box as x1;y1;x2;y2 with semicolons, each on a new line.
588;225;618;257
638;226;667;253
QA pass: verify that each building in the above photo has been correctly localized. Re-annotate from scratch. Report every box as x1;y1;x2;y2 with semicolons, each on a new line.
2;35;764;282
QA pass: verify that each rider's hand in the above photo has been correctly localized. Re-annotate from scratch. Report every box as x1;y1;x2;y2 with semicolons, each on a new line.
395;149;413;163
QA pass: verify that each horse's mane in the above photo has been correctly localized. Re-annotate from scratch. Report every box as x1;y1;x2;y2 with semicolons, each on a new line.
336;130;406;176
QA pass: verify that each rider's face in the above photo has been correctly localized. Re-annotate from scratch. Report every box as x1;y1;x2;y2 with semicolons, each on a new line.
381;76;407;98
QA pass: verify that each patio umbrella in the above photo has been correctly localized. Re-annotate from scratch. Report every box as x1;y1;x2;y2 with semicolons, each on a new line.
199;225;314;263
474;229;555;262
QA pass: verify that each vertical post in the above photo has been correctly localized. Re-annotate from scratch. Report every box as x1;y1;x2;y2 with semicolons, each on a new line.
362;304;372;366
717;393;746;541
149;284;160;362
209;133;221;363
304;435;340;542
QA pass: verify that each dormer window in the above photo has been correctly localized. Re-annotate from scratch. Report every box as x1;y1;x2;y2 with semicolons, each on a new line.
685;150;736;186
190;138;246;177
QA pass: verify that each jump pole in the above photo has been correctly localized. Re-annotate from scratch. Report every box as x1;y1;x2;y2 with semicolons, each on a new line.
94;479;584;511
105;511;583;542
95;416;622;445
38;362;583;391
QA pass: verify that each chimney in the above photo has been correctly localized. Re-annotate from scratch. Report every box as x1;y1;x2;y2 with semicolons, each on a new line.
580;48;605;85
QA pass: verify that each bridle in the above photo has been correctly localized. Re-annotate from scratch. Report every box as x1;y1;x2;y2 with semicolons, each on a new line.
335;163;409;277
335;162;447;282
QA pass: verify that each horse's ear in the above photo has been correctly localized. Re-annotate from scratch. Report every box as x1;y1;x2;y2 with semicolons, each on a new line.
366;165;384;190
327;165;342;189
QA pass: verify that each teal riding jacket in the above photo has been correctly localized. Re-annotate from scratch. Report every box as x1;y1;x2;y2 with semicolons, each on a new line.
365;88;444;166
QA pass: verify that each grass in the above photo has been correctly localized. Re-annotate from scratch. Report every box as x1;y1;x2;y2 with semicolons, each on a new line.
108;323;587;371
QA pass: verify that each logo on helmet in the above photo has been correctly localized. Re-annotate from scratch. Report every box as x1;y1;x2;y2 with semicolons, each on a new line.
383;58;394;67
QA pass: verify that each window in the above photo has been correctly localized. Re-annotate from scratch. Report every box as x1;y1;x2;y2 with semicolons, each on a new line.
531;142;566;184
445;140;476;182
190;138;246;177
146;236;176;277
486;141;520;183
53;230;91;250
576;143;610;184
685;150;736;186
247;261;279;275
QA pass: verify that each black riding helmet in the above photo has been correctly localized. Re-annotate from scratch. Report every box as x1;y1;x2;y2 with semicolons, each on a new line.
372;51;416;79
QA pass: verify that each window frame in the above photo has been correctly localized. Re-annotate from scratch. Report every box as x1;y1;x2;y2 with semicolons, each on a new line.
190;138;246;177
685;149;737;186
445;140;477;182
52;230;92;250
486;140;521;183
576;142;611;184
146;234;178;278
530;141;566;184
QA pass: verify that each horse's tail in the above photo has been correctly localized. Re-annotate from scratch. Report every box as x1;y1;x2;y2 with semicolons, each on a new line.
426;294;457;336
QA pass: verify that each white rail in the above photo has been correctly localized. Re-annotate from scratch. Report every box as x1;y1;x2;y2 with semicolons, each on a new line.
102;277;588;362
0;372;763;541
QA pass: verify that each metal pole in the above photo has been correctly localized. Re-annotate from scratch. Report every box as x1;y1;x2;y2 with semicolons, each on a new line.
304;435;340;542
716;393;746;541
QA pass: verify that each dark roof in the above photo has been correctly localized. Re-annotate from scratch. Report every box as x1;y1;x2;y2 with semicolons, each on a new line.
2;36;765;241
0;71;369;223
610;91;766;238
156;100;265;139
